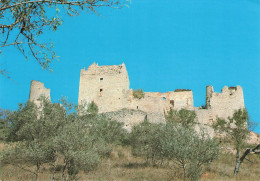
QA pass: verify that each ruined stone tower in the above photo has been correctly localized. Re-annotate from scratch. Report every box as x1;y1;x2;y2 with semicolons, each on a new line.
29;80;51;106
78;63;130;113
205;85;245;119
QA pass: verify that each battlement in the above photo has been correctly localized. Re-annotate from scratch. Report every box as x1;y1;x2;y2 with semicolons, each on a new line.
81;62;128;75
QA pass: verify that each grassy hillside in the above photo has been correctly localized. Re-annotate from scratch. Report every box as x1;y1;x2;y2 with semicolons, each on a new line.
1;144;259;181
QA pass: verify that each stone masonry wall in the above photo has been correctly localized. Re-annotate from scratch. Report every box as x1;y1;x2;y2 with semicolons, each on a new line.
78;63;130;113
77;63;246;130
29;80;51;106
28;63;250;139
128;90;194;114
206;85;245;120
104;108;166;132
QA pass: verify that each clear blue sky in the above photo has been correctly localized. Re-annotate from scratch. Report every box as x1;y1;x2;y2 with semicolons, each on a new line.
1;0;260;133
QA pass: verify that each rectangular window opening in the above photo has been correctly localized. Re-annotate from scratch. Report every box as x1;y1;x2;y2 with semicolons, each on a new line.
170;100;174;107
100;78;103;82
99;89;103;97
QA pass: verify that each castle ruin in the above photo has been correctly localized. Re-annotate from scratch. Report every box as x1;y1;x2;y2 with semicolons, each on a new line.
29;63;245;132
77;63;244;128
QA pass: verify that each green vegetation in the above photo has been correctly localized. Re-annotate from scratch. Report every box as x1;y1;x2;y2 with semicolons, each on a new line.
133;89;145;99
0;102;259;181
129;111;219;181
0;97;126;180
165;108;197;128
0;109;11;141
174;89;191;92
86;100;99;114
213;108;259;175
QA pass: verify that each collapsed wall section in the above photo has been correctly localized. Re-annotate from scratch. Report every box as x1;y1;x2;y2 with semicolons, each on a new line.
29;80;51;106
206;85;245;120
163;90;194;110
128;90;194;113
103;108;165;132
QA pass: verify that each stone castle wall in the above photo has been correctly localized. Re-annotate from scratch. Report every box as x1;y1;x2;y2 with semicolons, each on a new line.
77;63;245;129
206;85;244;120
128;90;193;117
104;109;166;132
30;63;245;133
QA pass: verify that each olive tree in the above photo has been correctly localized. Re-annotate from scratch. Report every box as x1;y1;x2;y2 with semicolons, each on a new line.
52;118;106;180
2;98;64;180
1;97;127;180
162;125;219;181
129;119;219;181
213;108;258;175
129;119;165;165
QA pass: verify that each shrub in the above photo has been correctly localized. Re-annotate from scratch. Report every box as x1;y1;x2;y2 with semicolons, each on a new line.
1;97;127;180
133;89;145;99
129;119;165;165
162;125;219;181
129;120;220;181
165;108;197;128
213;109;258;175
87;101;99;114
0;109;11;141
174;89;191;92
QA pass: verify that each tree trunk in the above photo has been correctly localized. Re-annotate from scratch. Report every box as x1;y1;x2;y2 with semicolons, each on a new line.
234;144;260;175
234;149;241;175
182;164;186;181
35;163;40;181
62;161;68;181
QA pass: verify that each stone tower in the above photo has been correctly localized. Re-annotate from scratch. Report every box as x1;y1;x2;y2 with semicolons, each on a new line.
205;85;245;119
205;85;214;109
29;80;51;106
78;63;130;113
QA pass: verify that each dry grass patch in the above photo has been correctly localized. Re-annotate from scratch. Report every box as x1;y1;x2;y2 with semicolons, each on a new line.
0;145;260;181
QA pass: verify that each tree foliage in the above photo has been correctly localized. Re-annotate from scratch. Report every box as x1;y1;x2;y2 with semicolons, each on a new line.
0;109;11;141
130;117;220;181
165;108;197;128
2;98;64;180
0;0;127;77
1;97;127;180
212;108;257;175
129;119;165;165
162;125;219;181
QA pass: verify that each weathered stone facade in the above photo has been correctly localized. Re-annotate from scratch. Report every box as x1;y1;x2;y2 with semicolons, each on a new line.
78;63;194;114
205;85;244;120
29;80;51;106
29;63;246;134
78;63;130;113
78;63;245;130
